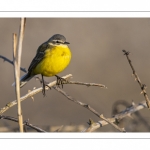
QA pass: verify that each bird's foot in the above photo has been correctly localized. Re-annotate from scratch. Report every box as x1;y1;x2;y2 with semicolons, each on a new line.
41;75;52;97
55;75;67;88
42;83;52;96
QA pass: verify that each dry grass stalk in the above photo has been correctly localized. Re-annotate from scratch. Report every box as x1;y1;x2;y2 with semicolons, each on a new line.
12;18;26;132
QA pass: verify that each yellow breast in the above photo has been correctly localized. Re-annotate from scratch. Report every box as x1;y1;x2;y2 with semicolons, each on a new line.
33;45;71;77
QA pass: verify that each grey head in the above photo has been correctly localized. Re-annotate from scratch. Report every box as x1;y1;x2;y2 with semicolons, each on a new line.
47;34;70;45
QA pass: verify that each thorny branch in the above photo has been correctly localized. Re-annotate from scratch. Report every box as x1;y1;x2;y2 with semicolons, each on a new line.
0;55;107;116
35;76;107;89
0;74;73;115
0;115;46;132
83;100;147;132
1;50;149;132
0;56;124;132
122;50;150;109
0;55;27;73
53;86;125;132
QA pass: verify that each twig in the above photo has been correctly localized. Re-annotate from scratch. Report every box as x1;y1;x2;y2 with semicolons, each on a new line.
0;55;107;89
83;100;147;132
122;50;150;108
0;115;46;132
53;86;124;132
0;56;109;130
63;81;107;89
100;114;125;132
112;100;150;130
0;74;73;115
0;55;27;72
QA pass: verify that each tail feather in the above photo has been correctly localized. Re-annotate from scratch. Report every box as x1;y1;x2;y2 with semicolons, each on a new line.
12;73;34;88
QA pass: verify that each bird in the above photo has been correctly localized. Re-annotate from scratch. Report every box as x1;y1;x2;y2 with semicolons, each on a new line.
12;34;72;96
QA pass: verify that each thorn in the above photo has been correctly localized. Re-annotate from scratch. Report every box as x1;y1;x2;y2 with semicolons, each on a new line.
122;50;130;55
122;128;126;132
55;125;63;132
100;114;104;118
127;114;134;119
31;96;34;101
132;100;135;106
28;90;34;101
141;84;147;90
87;118;95;125
115;118;120;125
140;91;144;94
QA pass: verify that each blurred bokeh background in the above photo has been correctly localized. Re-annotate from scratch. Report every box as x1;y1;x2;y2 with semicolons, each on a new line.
0;18;150;132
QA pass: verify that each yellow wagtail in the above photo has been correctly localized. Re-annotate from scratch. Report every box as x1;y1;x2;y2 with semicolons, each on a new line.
12;34;71;95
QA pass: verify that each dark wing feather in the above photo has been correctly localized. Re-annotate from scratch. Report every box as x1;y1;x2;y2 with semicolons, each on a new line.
28;42;49;72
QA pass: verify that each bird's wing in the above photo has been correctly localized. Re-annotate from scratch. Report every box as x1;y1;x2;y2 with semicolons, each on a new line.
28;42;49;72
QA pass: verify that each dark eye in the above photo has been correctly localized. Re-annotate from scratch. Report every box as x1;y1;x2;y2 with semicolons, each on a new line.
56;40;59;43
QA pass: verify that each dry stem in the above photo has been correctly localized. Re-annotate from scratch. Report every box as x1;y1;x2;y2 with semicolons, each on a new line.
83;100;147;132
0;74;73;115
122;50;150;108
63;81;107;89
0;115;46;132
0;55;27;72
12;18;26;132
53;86;124;132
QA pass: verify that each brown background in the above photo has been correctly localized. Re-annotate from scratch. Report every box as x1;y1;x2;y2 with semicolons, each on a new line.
0;18;150;132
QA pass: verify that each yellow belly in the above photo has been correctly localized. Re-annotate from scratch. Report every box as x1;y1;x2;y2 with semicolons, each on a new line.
32;45;71;77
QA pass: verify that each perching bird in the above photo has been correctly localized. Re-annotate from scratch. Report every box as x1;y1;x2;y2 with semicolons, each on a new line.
12;34;72;96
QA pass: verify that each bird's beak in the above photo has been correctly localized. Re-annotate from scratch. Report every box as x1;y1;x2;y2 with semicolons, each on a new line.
64;41;70;44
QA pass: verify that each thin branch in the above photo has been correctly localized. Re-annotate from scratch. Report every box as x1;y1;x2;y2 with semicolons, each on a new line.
35;76;107;89
83;100;147;132
0;56;109;131
0;55;107;89
53;86;124;132
0;115;46;132
63;81;107;89
122;50;150;108
0;55;27;72
0;74;73;115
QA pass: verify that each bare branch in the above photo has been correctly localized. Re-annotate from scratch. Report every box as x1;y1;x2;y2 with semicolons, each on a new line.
83;100;147;132
0;74;73;115
122;50;150;108
63;81;107;89
0;55;27;72
53;86;124;132
0;55;107;89
0;115;46;132
100;114;125;132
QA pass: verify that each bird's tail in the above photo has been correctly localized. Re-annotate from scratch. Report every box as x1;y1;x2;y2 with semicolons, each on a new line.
12;73;34;88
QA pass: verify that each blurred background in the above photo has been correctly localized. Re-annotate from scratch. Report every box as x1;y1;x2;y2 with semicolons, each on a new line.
0;18;150;132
